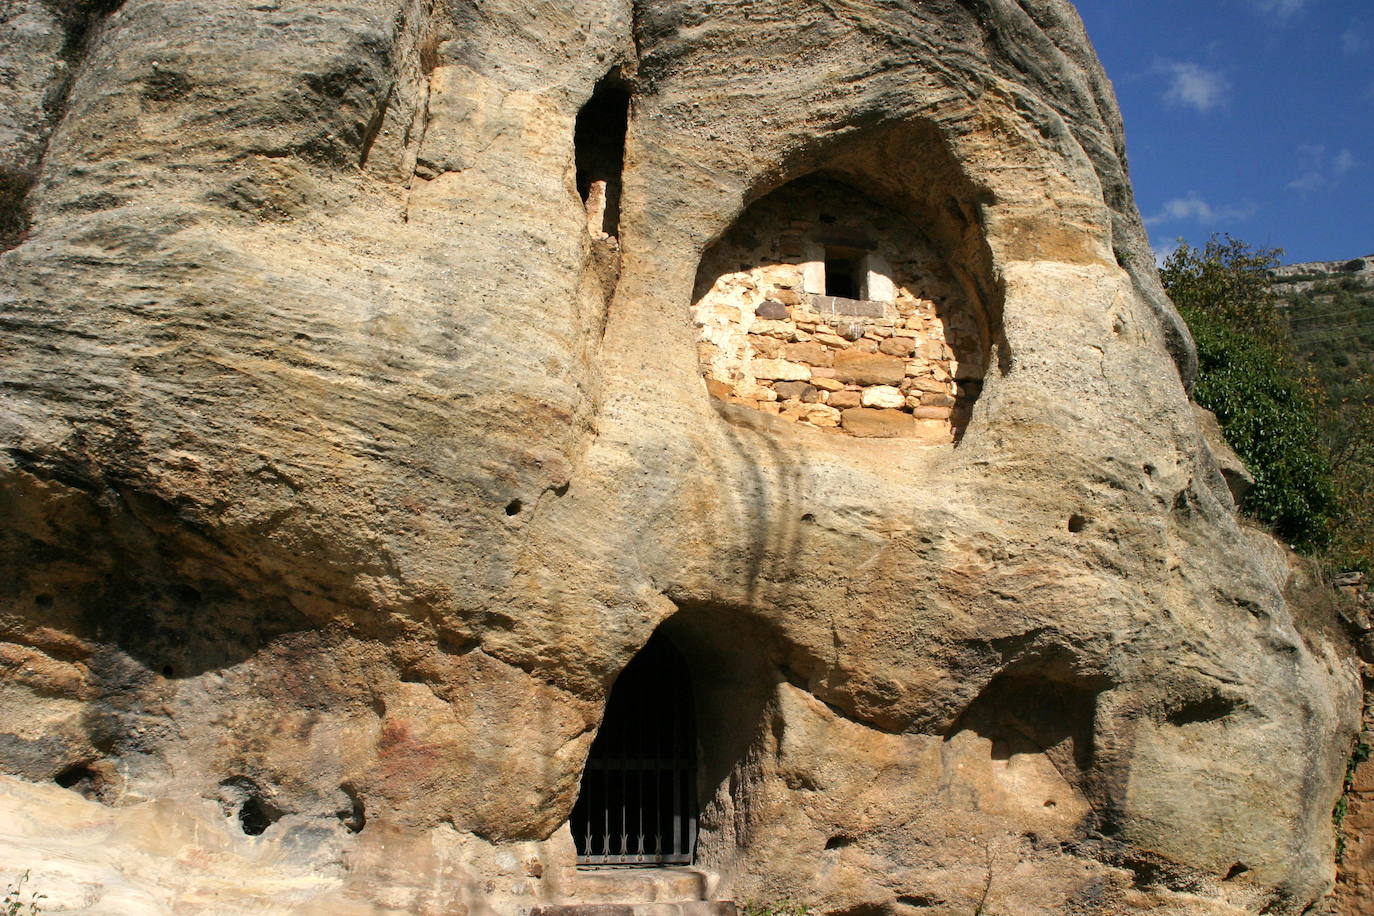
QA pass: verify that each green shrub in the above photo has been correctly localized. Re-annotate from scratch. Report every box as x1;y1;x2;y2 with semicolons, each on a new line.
1162;237;1339;551
3;871;45;916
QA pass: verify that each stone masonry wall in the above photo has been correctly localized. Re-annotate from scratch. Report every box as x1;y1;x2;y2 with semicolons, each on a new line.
692;178;988;440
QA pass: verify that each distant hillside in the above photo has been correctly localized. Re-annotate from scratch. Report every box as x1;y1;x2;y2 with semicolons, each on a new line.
1266;253;1374;572
1271;254;1374;292
1270;255;1374;404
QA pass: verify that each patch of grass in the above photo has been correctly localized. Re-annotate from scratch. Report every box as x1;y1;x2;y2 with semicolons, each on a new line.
741;903;814;916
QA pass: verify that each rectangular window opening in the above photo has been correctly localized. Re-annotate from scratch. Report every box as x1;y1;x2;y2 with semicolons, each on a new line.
824;248;861;299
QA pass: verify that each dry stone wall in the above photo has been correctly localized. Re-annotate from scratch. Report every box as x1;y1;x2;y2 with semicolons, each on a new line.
692;179;987;441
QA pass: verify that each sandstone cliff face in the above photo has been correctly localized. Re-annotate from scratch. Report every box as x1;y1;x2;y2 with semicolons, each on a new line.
0;1;1360;914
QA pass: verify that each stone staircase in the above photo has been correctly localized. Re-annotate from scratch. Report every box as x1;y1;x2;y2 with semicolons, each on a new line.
530;867;737;915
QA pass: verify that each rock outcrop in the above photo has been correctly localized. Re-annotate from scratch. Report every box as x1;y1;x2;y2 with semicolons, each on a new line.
1270;254;1374;295
0;1;1360;914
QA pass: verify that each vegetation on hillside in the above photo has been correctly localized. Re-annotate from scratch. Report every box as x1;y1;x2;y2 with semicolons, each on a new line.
1288;277;1374;403
1161;236;1372;571
1161;238;1338;553
1287;276;1374;572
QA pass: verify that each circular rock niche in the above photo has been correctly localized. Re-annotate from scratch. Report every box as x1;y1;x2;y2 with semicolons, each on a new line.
692;175;990;442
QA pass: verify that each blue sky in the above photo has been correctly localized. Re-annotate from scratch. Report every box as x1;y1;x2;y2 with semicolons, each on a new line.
1075;0;1372;265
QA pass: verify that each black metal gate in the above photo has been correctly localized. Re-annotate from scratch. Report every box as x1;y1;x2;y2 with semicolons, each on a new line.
571;632;697;866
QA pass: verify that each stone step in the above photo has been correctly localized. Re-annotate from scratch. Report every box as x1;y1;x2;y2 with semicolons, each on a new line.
531;867;737;915
531;904;737;916
561;867;717;904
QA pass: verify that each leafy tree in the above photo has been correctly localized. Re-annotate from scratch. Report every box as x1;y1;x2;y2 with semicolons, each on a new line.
1161;237;1339;552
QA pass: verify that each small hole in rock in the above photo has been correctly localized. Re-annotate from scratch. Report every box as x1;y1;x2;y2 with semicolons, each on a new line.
34;593;53;607
801;513;816;523
1067;514;1089;533
505;499;522;516
239;796;275;836
161;665;174;678
55;762;97;789
340;784;366;833
826;834;856;850
1044;799;1057;808
1167;695;1239;727
1224;862;1249;881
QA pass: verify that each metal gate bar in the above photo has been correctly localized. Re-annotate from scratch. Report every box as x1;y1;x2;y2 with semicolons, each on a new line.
572;633;696;866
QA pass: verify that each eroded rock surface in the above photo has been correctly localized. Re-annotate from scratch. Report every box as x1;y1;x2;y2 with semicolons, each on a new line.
0;1;1360;914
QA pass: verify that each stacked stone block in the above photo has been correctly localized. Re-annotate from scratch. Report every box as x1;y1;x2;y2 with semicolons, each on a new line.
692;178;988;441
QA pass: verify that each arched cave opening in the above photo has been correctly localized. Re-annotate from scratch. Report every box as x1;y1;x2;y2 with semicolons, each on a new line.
568;607;780;878
571;628;698;865
574;72;630;240
691;173;993;442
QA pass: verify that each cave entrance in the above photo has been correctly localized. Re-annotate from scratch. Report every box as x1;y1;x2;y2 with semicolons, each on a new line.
571;630;697;866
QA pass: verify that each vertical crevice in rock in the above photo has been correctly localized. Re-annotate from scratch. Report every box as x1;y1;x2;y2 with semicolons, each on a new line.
398;7;448;221
0;0;124;249
1334;675;1374;909
0;172;30;251
357;81;395;169
338;782;366;833
361;0;443;183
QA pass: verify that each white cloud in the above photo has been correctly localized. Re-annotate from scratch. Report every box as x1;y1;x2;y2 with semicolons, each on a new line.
1153;237;1182;268
1251;0;1310;19
1288;145;1358;192
1145;193;1256;228
1155;61;1230;112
